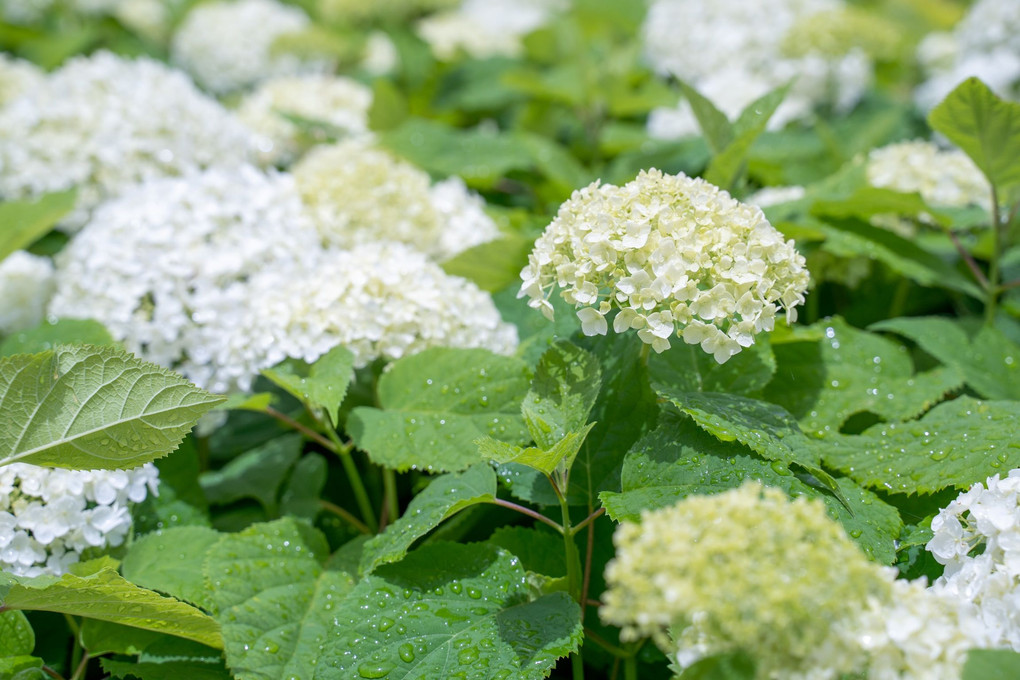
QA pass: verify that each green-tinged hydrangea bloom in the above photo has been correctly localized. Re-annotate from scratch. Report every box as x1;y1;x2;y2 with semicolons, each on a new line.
519;169;810;362
602;483;888;677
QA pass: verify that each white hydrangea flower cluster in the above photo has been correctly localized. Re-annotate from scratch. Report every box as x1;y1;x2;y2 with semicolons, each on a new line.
519;169;810;362
0;54;43;107
237;74;374;166
915;0;1020;111
927;469;1020;651
0;463;159;577
171;0;323;94
746;185;807;209
0;51;255;231
48;166;322;393
643;0;873;140
249;241;519;369
0;251;55;336
294;140;500;260
417;0;567;60
867;140;990;211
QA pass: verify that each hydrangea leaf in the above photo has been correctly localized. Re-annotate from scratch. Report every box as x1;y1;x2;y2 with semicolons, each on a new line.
0;345;224;470
199;435;303;515
870;316;1020;400
479;423;595;477
705;84;790;190
261;345;355;424
441;233;534;293
216;392;276;412
0;561;222;648
600;411;902;563
521;341;601;450
677;80;734;153
0;189;76;262
822;396;1020;495
961;649;1020;680
764;318;963;436
680;651;756;680
79;620;165;656
359;464;497;575
0;656;46;680
101;659;231;680
203;518;352;680
655;387;821;468
0;319;114;357
0;610;34;656
649;337;775;396
279;453;328;520
348;348;531;473
486;526;566;578
928;77;1020;192
122;526;222;609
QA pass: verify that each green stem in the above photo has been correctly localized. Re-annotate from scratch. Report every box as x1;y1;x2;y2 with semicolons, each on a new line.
623;655;638;680
69;652;88;680
41;667;64;680
382;468;399;529
320;499;371;534
559;495;585;680
887;277;911;319
263;406;335;451
322;422;378;532
987;186;1003;325
489;498;563;533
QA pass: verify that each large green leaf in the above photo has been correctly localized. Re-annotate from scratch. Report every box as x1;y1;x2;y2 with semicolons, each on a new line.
102;659;231;680
0;190;76;262
0;319;114;357
822;396;1020;495
521;341;601;450
764;318;962;436
0;561;222;648
359;464;497;575
122;526;222;608
486;526;566;578
0;610;34;656
441;233;533;293
871;317;1020;400
678;80;733;153
0;345;224;470
261;345;354;424
600;411;902;563
928;77;1020;192
199;435;303;515
961;649;1020;680
649;338;775;397
704;85;790;190
348;348;531;472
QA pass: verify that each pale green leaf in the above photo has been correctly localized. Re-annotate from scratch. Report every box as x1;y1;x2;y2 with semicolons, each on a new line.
0;656;46;680
823;396;1020;495
0;190;76;262
279;453;327;520
441;233;532;293
705;84;790;189
961;649;1020;680
348;348;531;472
871;317;1020;400
521;341;601;450
929;77;1020;191
678;80;733;153
122;526;222;609
199;435;302;514
0;345;224;470
359;464;496;575
0;319;114;357
0;610;34;656
680;651;756;680
216;392;276;412
764;318;963;436
0;562;222;648
479;423;596;476
261;345;354;424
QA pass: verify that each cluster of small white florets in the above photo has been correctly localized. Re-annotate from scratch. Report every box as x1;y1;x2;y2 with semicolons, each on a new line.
417;0;566;60
927;469;1020;651
237;74;374;167
0;54;43;106
250;241;519;370
48;166;322;393
915;0;1020;111
171;0;324;94
644;0;874;139
294;139;500;260
0;463;159;577
867;140;990;211
0;51;254;231
519;169;810;362
0;252;55;336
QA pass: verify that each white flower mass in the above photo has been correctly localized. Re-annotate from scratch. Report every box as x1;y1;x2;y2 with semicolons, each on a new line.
0;464;159;577
417;0;566;60
0;51;255;231
867;140;990;210
0;54;43;106
0;251;55;335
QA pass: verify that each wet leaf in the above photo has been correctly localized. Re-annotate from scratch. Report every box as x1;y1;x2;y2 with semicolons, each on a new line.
122;526;222;608
199;435;303;515
0;189;76;262
261;345;355;424
0;610;34;656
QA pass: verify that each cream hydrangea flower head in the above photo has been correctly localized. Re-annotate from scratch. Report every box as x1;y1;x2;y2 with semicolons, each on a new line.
237;74;374;166
171;0;323;94
519;169;809;362
867;140;990;211
0;51;255;231
417;0;567;60
602;482;888;677
294;139;500;260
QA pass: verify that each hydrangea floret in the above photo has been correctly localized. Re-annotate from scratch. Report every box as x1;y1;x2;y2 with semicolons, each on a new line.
519;169;810;362
0;464;159;577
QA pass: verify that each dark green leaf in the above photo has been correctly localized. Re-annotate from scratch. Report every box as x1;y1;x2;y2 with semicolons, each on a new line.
279;453;327;520
649;337;775;396
199;435;302;515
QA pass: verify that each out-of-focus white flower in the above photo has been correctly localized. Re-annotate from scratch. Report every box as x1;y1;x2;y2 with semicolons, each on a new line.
643;0;875;139
867;140;990;210
519;169;809;362
248;241;519;369
746;185;807;209
237;74;373;166
927;469;1020;650
915;0;1020;110
0;54;43;106
48;166;321;393
417;0;566;60
1;0;54;24
0;463;158;577
171;0;324;94
294;139;500;260
0;251;55;336
0;51;255;231
362;31;399;76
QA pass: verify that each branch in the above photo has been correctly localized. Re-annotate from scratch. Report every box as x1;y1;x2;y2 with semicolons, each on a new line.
489;498;563;534
263;406;336;451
